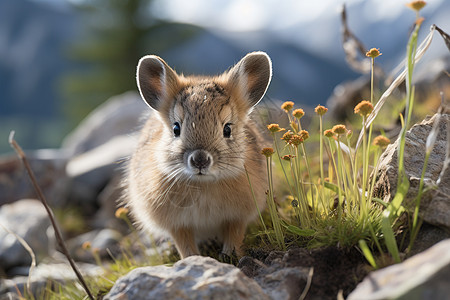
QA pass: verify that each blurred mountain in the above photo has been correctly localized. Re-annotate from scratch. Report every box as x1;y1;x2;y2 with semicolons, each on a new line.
0;0;78;117
161;31;356;105
0;0;78;153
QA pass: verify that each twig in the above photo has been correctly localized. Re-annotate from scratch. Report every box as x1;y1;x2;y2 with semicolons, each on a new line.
435;25;450;52
8;131;95;300
299;267;314;300
340;4;370;74
0;223;36;295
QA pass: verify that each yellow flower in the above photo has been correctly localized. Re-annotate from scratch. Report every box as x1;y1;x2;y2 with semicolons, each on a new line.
314;105;328;116
406;0;426;12
354;100;374;117
332;124;347;136
292;108;305;119
82;241;92;250
324;129;334;138
289;134;303;146
261;147;275;157
281;101;295;112
267;123;284;133
115;207;129;219
373;136;391;148
282;154;296;161
366;48;382;58
281;130;294;143
299;130;309;141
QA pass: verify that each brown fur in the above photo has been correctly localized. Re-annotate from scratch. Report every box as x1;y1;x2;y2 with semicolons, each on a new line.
127;52;272;258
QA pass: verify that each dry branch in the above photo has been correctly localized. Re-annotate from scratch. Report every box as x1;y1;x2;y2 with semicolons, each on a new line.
8;131;95;300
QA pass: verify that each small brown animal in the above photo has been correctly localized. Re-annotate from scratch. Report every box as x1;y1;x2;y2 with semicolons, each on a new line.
126;52;272;258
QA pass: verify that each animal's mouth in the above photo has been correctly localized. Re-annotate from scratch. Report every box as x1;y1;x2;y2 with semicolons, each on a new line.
195;168;208;175
189;169;217;181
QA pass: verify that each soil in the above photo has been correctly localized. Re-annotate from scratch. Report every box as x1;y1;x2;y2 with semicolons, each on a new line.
240;246;370;300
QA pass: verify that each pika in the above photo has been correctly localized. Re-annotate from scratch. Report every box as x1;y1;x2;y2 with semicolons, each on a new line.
126;52;272;258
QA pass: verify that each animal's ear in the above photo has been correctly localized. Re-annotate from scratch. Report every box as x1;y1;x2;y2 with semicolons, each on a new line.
227;51;272;108
136;55;179;111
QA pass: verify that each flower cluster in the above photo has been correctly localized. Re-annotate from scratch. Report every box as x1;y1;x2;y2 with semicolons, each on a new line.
373;136;391;148
331;124;347;136
293;108;305;119
115;207;129;219
354;100;374;117
267;123;285;133
281;101;295;112
366;48;382;58
261;147;275;157
314;105;328;116
406;0;426;12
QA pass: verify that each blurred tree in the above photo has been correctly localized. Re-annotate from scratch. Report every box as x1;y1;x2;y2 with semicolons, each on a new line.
62;0;200;126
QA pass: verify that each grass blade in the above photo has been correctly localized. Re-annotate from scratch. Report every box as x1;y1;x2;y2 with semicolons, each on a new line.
358;239;377;269
381;211;401;263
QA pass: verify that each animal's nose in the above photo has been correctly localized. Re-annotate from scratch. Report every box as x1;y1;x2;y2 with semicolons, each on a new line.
188;150;213;171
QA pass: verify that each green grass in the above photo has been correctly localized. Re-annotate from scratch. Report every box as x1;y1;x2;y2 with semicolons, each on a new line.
255;4;443;269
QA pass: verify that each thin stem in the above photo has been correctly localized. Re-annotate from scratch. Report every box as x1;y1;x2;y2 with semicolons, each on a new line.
266;156;285;250
9;132;94;300
273;134;296;197
319;116;326;214
361;117;368;215
245;167;268;233
370;57;375;103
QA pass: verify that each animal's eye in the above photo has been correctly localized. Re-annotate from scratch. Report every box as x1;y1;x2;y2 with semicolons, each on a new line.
223;123;232;138
173;122;181;137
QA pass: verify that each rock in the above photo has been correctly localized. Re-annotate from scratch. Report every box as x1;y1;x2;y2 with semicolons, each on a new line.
0;261;102;297
67;228;123;262
0;199;55;272
408;223;450;256
256;267;309;300
0;149;69;207
0;292;21;300
61;91;145;156
91;174;128;232
62;92;142;213
326;76;371;122
105;256;269;300
64;135;136;214
348;238;450;300
373;113;450;231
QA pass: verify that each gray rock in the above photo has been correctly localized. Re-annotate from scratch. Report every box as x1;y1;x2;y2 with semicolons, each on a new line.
0;292;21;300
348;238;450;300
105;256;270;300
61;91;145;156
0;261;102;297
373;113;450;230
0;149;69;207
67;228;122;262
0;199;55;271
256;267;309;300
238;254;311;300
92;174;127;232
408;223;450;256
61;93;142;211
64;134;135;213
